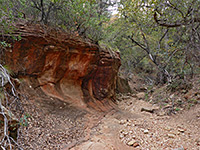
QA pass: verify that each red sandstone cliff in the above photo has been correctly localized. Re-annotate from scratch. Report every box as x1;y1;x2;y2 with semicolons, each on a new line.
4;23;121;111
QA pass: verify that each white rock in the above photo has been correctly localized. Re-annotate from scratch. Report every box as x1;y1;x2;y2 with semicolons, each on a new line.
123;131;129;136
178;128;185;133
119;134;124;139
168;133;175;138
144;129;149;134
127;140;136;146
119;120;127;125
125;122;131;126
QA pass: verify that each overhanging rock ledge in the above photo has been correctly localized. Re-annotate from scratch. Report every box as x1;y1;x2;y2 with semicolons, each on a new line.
4;23;121;111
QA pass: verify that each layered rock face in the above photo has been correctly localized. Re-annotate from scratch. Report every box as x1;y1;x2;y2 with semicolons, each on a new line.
5;23;120;111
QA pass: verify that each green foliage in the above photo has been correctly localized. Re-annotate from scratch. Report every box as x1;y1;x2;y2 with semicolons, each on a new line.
188;98;198;104
0;41;11;48
6;0;113;42
3;65;13;75
102;0;200;83
19;113;31;127
167;79;193;92
175;107;180;111
0;0;199;84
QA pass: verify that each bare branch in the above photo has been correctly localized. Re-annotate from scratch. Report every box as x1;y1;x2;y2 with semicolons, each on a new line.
167;0;185;18
31;0;41;11
128;35;147;52
154;12;183;27
154;11;200;28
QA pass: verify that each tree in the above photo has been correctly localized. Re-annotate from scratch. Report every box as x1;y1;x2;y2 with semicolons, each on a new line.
5;0;115;42
103;0;200;84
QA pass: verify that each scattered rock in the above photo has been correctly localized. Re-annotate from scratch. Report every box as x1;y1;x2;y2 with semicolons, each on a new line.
136;92;146;99
157;111;166;116
195;139;200;146
119;120;127;125
122;96;131;100
125;122;131;126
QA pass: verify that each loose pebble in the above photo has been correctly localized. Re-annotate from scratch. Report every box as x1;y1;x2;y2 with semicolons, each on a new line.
127;140;136;146
168;133;175;138
144;129;149;134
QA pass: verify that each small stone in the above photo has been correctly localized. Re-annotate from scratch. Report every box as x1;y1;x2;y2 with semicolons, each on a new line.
158;111;165;116
119;120;127;125
119;129;124;133
125;122;131;126
178;128;185;133
133;142;139;147
123;131;129;136
196;139;200;146
144;129;149;134
104;125;108;129
170;94;174;98
127;140;136;146
172;146;184;150
136;92;145;99
141;107;154;113
127;102;132;106
122;96;130;100
168;133;175;138
164;127;172;131
119;134;124;139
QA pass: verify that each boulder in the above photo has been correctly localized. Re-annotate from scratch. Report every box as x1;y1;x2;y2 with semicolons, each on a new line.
3;23;121;111
116;76;132;94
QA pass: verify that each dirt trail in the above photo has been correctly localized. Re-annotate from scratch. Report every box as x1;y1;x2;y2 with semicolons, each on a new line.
71;97;200;150
16;82;200;150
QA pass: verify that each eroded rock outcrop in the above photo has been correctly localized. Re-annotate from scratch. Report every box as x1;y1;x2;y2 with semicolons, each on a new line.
4;23;121;111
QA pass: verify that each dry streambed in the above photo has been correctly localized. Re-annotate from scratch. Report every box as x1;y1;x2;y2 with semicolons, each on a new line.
73;96;200;150
15;88;200;150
